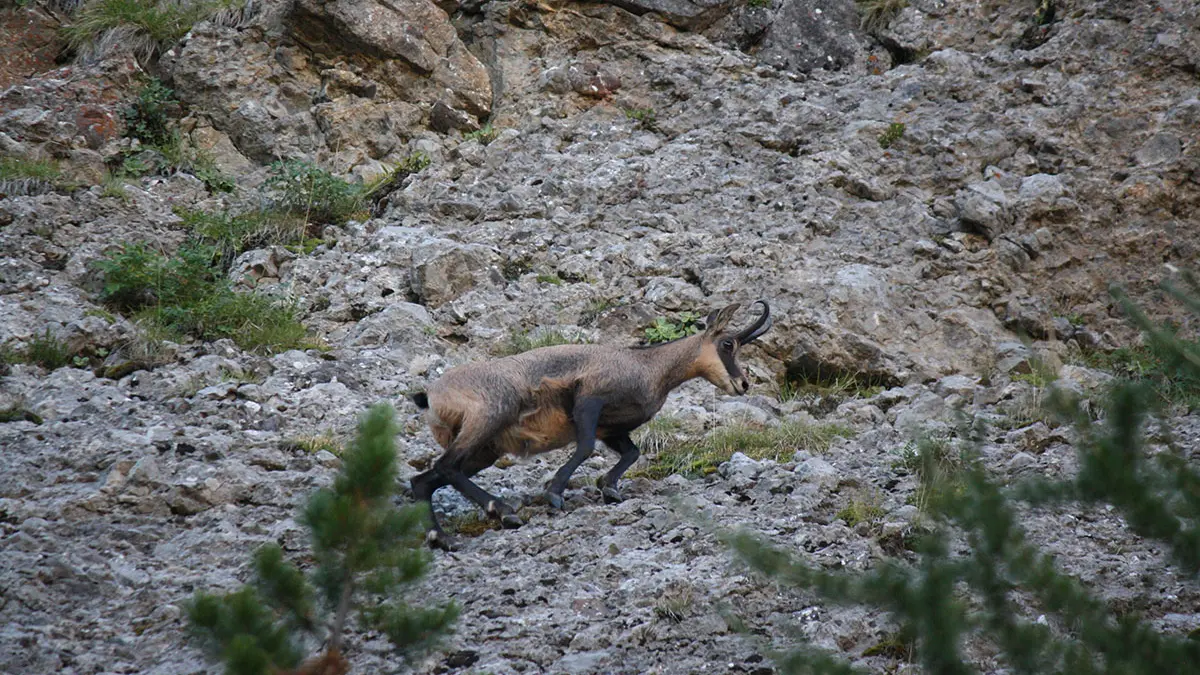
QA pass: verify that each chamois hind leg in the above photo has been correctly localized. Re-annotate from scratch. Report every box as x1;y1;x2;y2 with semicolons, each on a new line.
458;446;523;529
434;410;524;527
597;433;640;504
410;469;451;549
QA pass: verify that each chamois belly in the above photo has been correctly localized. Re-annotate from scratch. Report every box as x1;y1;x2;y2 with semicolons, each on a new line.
499;406;576;457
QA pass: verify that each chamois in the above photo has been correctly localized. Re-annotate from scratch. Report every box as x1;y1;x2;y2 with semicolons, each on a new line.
409;300;773;547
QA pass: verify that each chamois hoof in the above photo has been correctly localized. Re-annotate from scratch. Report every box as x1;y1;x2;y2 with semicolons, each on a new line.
601;486;623;504
425;530;458;552
545;491;565;510
500;513;524;529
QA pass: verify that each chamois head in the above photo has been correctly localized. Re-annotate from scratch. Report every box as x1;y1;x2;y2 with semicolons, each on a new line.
694;300;774;396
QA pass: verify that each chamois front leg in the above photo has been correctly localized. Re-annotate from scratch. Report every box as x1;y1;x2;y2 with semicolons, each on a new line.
545;397;604;510
597;433;640;504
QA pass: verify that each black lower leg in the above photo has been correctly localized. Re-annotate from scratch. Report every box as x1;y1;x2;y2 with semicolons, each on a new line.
410;468;450;546
547;397;605;509
598;434;640;503
437;459;521;527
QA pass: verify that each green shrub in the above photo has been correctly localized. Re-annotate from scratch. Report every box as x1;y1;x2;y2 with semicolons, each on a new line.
96;242;307;353
644;312;701;344
188;405;458;675
263;160;364;226
121;78;176;147
722;275;1200;674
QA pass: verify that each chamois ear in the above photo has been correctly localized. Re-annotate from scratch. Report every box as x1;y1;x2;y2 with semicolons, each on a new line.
703;303;741;336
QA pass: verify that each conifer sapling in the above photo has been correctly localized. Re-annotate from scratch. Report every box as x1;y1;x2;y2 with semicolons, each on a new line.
187;404;458;675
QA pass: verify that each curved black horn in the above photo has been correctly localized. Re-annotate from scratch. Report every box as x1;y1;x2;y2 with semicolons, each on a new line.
736;300;772;344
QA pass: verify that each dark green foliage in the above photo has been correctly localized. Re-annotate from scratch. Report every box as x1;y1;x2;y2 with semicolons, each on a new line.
122;79;177;147
723;276;1200;674
188;405;458;674
96;242;307;353
263;160;364;226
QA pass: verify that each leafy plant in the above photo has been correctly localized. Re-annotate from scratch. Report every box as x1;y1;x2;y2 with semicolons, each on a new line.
263;160;364;226
462;124;498;145
121;78;177;147
188;404;458;675
878;122;906;149
624;107;659;132
643;312;701;344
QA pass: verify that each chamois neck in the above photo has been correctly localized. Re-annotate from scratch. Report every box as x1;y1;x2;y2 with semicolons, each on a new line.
634;334;705;397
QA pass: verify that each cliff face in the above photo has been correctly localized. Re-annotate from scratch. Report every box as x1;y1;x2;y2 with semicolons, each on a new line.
1;0;1198;672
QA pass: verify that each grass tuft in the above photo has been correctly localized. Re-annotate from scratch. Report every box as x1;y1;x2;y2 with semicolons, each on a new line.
493;330;589;357
857;0;907;34
24;329;74;370
630;420;854;480
878;121;906;149
63;0;243;60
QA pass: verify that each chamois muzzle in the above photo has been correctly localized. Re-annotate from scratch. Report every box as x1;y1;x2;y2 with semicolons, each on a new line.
735;300;773;344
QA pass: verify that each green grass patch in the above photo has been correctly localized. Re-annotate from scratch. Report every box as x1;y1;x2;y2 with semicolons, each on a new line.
776;370;886;404
177;206;311;263
643;312;701;344
0;156;62;182
897;436;967;514
443;512;501;538
878;121;906;149
535;274;562;286
493;329;589;357
96;242;307;353
629;420;854;480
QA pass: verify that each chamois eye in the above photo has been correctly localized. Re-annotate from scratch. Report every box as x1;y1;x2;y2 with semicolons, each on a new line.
720;339;734;351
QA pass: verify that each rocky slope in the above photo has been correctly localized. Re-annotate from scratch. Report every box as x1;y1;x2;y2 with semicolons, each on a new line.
1;0;1199;672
